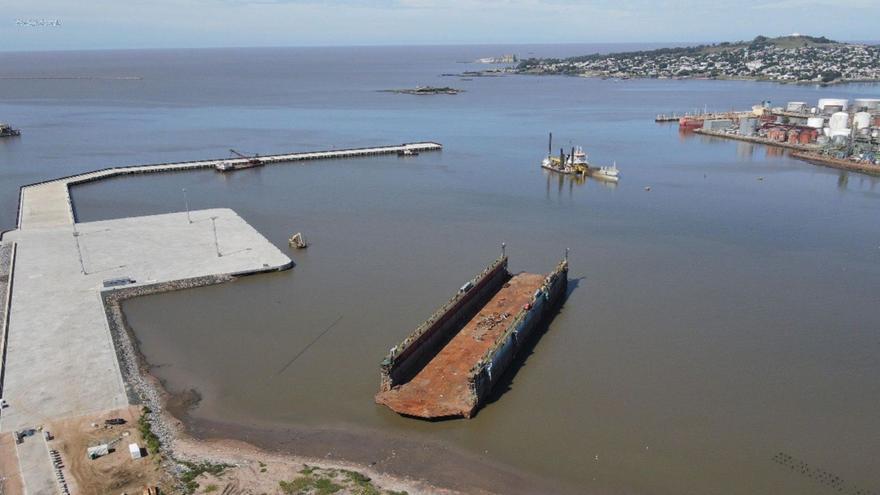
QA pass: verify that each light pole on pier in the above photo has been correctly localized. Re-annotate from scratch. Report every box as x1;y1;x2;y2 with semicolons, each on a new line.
182;188;192;224
210;216;221;257
72;223;87;275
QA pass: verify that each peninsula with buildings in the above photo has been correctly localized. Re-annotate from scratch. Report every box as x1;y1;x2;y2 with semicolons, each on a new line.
516;35;880;84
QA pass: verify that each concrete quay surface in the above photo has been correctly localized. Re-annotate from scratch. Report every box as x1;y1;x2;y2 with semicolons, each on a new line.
0;208;291;436
0;142;438;493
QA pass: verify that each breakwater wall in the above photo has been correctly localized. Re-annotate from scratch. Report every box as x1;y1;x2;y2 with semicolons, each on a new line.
101;273;235;406
379;256;510;392
98;273;245;470
467;258;568;409
0;242;16;396
101;255;291;406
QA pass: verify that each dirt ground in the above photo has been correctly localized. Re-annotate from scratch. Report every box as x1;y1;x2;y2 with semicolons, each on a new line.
173;435;461;495
10;403;461;495
0;431;25;495
45;405;171;495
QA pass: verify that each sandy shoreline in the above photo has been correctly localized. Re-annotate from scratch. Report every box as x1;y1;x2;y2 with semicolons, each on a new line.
103;277;576;494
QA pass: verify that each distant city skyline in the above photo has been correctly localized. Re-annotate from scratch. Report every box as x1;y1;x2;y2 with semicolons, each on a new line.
3;0;879;51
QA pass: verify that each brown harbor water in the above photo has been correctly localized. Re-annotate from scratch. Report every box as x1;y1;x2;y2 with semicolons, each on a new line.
3;46;880;494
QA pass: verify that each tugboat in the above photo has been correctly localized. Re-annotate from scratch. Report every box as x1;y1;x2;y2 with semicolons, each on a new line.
0;123;21;138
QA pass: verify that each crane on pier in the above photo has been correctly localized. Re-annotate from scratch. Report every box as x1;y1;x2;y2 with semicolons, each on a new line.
229;149;262;165
215;149;264;172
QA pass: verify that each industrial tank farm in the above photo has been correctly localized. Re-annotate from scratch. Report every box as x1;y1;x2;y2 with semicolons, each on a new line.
669;96;880;174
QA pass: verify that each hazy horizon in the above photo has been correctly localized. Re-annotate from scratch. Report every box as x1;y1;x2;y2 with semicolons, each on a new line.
1;38;878;55
4;0;879;52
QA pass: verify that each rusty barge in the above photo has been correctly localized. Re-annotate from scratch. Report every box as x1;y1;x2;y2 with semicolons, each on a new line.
375;254;568;419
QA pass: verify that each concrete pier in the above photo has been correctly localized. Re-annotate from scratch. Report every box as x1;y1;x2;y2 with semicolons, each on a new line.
0;209;291;435
16;142;442;230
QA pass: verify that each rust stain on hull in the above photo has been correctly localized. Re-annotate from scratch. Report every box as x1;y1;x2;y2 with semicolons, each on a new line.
376;273;547;419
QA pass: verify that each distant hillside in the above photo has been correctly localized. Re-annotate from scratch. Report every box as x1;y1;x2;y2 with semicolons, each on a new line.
520;36;840;66
515;35;877;84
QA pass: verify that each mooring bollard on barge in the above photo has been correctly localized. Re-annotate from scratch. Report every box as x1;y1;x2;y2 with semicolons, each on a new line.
375;252;568;419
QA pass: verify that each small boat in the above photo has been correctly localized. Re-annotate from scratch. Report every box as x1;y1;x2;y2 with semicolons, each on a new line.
0;123;21;138
397;148;419;157
592;162;620;181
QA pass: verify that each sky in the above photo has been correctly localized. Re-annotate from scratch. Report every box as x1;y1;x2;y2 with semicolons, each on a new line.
3;0;879;51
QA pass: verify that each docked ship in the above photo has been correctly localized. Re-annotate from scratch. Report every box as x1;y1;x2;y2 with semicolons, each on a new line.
678;115;705;130
0;123;21;137
215;158;263;172
216;149;264;172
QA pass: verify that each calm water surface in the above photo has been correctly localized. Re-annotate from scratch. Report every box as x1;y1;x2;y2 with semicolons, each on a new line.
2;46;880;494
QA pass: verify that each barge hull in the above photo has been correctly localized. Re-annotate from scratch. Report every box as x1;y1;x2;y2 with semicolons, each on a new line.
376;257;568;419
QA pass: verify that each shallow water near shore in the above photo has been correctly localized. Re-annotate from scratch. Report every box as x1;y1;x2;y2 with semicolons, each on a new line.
3;45;880;494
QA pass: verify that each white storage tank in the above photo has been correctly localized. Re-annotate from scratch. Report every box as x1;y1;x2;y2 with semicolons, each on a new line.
818;98;848;113
807;117;825;128
854;112;872;129
828;112;850;131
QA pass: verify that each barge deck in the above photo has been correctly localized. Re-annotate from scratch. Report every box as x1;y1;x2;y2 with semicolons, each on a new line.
376;255;568;419
377;273;545;418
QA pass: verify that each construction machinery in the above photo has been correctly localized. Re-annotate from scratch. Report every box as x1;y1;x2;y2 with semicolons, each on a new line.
216;149;264;172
